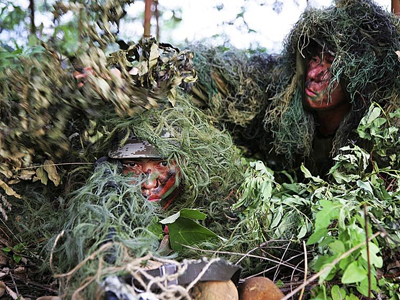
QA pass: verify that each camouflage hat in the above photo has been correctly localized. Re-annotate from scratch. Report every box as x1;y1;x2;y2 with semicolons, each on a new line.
108;135;161;159
108;130;175;159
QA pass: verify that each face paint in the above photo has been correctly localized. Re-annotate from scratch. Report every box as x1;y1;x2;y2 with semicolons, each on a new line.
304;49;346;111
122;159;180;206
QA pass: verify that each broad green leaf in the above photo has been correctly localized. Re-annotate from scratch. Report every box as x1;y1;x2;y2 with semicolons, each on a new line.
319;263;335;283
329;240;345;254
360;242;383;268
307;228;328;245
301;163;324;183
13;254;21;263
297;223;308;239
34;167;48;185
168;217;218;251
331;285;346;300
179;209;207;220
160;209;206;224
270;206;283;228
315;200;339;230
357;276;378;297
342;261;366;283
367;107;381;124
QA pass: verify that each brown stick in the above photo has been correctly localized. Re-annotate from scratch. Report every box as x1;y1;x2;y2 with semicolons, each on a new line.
144;0;152;37
29;0;36;36
393;0;400;15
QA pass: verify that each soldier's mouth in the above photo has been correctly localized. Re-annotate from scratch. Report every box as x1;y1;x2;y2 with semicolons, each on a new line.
147;195;161;201
305;87;317;97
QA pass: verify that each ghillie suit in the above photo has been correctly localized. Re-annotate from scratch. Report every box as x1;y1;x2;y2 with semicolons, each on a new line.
48;96;245;299
263;0;400;176
0;26;247;299
188;42;279;157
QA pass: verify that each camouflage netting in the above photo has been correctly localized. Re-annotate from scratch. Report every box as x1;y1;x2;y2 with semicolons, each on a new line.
263;0;400;171
187;42;279;156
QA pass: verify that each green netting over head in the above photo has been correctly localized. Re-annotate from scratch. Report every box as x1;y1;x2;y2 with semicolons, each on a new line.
263;0;400;166
188;41;278;155
93;92;244;209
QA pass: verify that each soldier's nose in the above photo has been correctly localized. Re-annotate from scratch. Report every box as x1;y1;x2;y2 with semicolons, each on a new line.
142;170;158;189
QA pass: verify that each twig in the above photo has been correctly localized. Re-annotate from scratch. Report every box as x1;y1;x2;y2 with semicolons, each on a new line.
9;272;19;297
280;231;381;300
18;162;93;170
364;204;371;300
54;242;113;278
182;244;305;273
297;241;307;300
185;258;221;292
49;230;65;274
273;237;292;282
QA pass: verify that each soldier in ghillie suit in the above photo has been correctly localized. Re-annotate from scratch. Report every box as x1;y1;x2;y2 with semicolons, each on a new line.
263;0;400;177
47;90;250;299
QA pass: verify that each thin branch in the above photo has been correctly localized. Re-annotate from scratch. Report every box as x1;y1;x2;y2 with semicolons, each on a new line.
29;0;36;36
297;241;308;300
364;204;372;300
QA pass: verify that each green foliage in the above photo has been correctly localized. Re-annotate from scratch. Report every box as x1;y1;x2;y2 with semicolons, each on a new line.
306;104;400;298
2;243;25;263
160;209;218;251
234;159;312;242
0;2;26;33
236;102;400;298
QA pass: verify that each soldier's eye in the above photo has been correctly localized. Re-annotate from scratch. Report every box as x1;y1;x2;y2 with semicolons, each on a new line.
159;161;168;167
123;163;138;168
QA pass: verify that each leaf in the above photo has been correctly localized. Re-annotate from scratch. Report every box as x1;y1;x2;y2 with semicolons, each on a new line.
315;200;339;230
160;209;206;224
367;107;381;124
360;242;383;268
329;240;345;254
168;217;218;251
301;163;324;183
0;179;21;199
356;180;373;195
18;169;36;180
342;261;367;284
179;208;207;220
307;228;328;245
331;285;346;300
44;160;60;186
35;167;48;185
12;254;21;264
148;43;160;69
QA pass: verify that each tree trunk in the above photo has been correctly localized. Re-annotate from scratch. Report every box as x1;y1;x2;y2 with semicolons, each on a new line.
144;0;152;37
393;0;400;15
29;0;36;36
154;0;159;40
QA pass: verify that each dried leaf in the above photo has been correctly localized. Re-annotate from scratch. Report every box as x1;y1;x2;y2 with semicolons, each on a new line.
44;160;60;186
19;169;36;180
0;179;21;199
